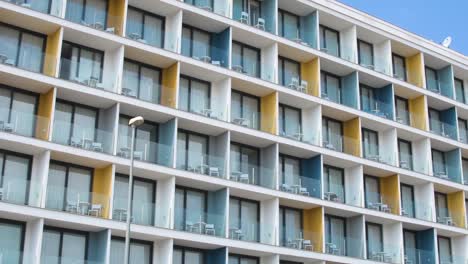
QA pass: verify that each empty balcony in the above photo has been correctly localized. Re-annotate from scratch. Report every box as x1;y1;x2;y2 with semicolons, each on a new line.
365;174;400;215
125;6;165;48
278;154;320;198
403;229;436;264
173;245;227;264
110;236;153;264
277;1;318;48
435;191;465;228
45;161;112;219
65;0;123;35
52;100;115;154
233;0;275;33
112;174;156;226
325;214;365;259
181;24;230;68
431;148;461;183
175;186;227;238
0;218;25;263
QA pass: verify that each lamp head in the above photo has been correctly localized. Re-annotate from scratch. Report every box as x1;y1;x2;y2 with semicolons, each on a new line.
128;116;144;127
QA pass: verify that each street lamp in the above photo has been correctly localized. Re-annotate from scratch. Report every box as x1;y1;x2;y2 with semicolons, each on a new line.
124;116;144;264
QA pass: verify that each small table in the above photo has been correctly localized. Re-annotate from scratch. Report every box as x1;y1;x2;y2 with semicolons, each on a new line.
230;171;243;181
130;33;141;40
114;208;127;221
324;192;337;201
78;201;90;215
200;56;211;63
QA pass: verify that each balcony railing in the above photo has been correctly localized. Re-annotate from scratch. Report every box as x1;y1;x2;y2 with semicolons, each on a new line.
361;98;393;120
0;179;42;206
229;219;267;243
325;236;365;258
280;229;321;253
176;150;225;178
112;196;155;226
367;241;401;263
65;4;119;35
181;37;228;68
323;182;345;204
231;110;260;130
404;248;435;264
229;164;275;189
279;174;320;198
0;49;49;74
283;76;310;94
3;0;61;16
59;57;115;91
365;191;393;214
117;135;173;166
363;142;395;165
0;106;50;139
175;207;225;238
432;160;459;183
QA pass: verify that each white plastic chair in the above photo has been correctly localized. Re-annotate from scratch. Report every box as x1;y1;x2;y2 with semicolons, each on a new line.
88;204;102;217
255;18;265;30
240;12;249;24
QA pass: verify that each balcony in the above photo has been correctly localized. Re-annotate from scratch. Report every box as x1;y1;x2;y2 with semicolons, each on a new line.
112;196;156;226
117;134;173;166
232;0;275;33
65;0;122;35
325;236;364;258
367;241;401;263
279;173;320;198
185;0;229;16
2;0;62;16
0;179;41;206
280;229;320;252
59;54;113;91
323;181;345;204
176;148;226;178
0;106;50;139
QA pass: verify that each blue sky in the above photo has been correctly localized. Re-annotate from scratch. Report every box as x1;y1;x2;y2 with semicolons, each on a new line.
337;0;468;56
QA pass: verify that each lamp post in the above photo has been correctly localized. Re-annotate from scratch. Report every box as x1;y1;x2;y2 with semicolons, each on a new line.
124;116;144;264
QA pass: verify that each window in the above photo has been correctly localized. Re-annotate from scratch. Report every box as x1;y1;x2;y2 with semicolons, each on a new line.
322;117;343;151
229;254;259;264
323;165;344;202
230;142;259;185
173;246;204;264
435;192;449;219
432;149;447;177
174;187;207;232
398;139;413;170
45;161;93;212
279;104;302;138
364;175;380;208
278;9;300;40
325;215;346;256
392;53;406;81
279;154;301;187
229;197;259;242
395;96;410;125
232;42;261;77
366;223;383;259
52;100;99;147
425;67;439;93
458;118;467;143
0;150;32;205
110;237;153;264
455;78;465;103
428;108;442;134
400;184;415;218
118;115;159;163
185;0;214;10
279;206;302;247
437;236;452;264
403;230;418;264
182;25;211;60
360;85;376;113
0;219;25;264
21;0;52;14
0;22;46;72
0;85;38;137
231;90;260;129
65;0;108;28
122;59;162;103
321;71;342;103
358;39;374;67
463;159;468;185
362;128;379;159
278;57;300;87
319;25;340;57
113;174;156;225
177;130;209;171
41;227;88;263
178;76;211;115
59;42;104;86
126;7;164;48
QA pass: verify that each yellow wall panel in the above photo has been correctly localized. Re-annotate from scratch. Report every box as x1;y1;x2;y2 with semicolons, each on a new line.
380;175;400;215
261;92;278;134
343;117;361;157
107;0;126;36
35;88;55;140
303;207;323;253
92;165;114;219
161;62;179;108
301;57;320;97
43;28;62;77
408;95;428;130
447;191;466;228
405;53;425;88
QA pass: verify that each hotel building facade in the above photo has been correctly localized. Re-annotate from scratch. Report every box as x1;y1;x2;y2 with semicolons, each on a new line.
0;0;467;263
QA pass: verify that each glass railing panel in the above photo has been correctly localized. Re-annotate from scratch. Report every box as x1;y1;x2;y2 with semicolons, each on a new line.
176;149;225;178
448;254;468;264
175;207;225;238
41;255;104;264
395;108;411;126
365;191;394;213
279;174;320;198
322;131;344;152
398;152;413;171
117;135;173;166
0;249;27;264
230;60;261;79
112;196;155;226
429;119;457;140
400;199;416;218
326;236;365;258
280;229;321;253
45;185;110;219
181;37;228;68
125;27;164;49
188;0;229;17
0;179;42;206
179;93;226;121
3;0;61;16
367;241;401;263
436;207;464;227
361;98;393;120
0;106;51;139
323;182;345;203
121;71;162;105
404;248;435;264
229;164;275;189
432;160;461;183
52;120;114;154
59;57;115;92
0;48;49;74
65;4;120;35
230;110;260;130
363;142;395;165
282;76;312;94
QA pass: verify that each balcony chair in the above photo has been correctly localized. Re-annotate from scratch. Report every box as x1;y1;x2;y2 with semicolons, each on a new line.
0;187;3;200
211;60;221;66
66;200;78;213
88;204;102;217
380;204;391;213
299;187;309;196
232;65;244;73
321;92;329;100
281;184;293;193
91;142;103;152
240;12;249;24
367;202;380;211
185;221;195;232
205;224;216;235
233;229;244;240
288;77;299;89
70;137;84;148
2;122;14;132
93;22;104;30
302;240;313;251
208;167;220;177
239;174;250;183
286;239;298;249
327;243;340;254
255;18;265;31
133;151;143;161
298;80;308;93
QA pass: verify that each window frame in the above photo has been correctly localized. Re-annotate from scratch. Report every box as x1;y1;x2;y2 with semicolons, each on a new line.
182;24;212;58
357;39;374;66
319;24;341;57
278;153;302;184
229;196;260;242
279;103;302;135
392;53;407;81
365;222;383;259
0;149;33;204
229;253;260;264
400;183;415;217
397;138;413;170
175;185;209;229
66;0;110;28
177;129;210;171
179;75;212;113
278;56;301;87
0;84;39;135
323;164;345;198
0;216;26;264
173;245;205;264
111;235;154;264
122;59;163;103
43;225;90;261
279;205;303;246
454;78;466;103
361;128;379;158
232;41;261;77
61;41;105;83
364;174;381;206
231;89;261;127
127;6;165;47
277;8;300;39
395;96;410;124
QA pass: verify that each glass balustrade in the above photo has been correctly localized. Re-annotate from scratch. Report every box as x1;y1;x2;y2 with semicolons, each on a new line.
176;149;225;178
279;174;320;198
0;178;42;206
117;134;173;166
229;163;275;189
174;207;225;238
0;106;50;139
280;228;321;253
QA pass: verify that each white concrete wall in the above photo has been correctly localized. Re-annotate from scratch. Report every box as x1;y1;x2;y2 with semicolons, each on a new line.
165;10;183;53
414;182;435;221
154;238;173;264
383;222;403;263
452;235;468;262
379;128;397;166
23;218;44;264
302;105;321;145
261;43;278;83
157;176;175;229
413;138;431;174
345;165;363;207
260;197;279;245
103;45;124;93
214;0;230;17
340;25;357;63
31;150;50;208
212;77;231;121
374;40;392;75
